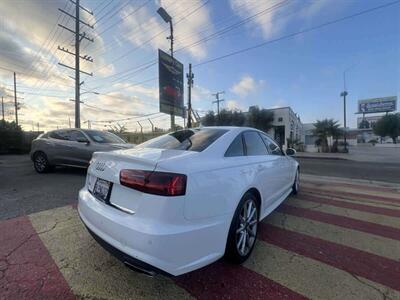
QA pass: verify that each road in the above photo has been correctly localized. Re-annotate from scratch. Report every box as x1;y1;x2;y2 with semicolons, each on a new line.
1;155;399;221
296;157;400;183
0;155;85;220
1;154;399;299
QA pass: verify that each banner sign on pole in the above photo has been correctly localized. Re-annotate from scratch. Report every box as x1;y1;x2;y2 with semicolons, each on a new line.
357;96;397;114
158;49;184;117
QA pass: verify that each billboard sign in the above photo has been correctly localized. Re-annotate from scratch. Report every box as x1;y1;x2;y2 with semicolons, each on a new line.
357;116;382;130
357;96;397;114
158;49;184;117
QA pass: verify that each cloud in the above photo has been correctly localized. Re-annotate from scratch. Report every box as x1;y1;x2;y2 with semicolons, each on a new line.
0;0;112;88
230;75;265;97
120;1;213;59
226;100;245;111
229;0;333;39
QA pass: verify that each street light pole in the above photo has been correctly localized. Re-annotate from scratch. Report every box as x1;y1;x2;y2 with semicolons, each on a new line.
157;7;175;131
340;90;348;152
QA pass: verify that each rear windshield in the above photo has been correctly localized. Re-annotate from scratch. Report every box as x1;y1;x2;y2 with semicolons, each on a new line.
138;128;228;152
85;130;125;144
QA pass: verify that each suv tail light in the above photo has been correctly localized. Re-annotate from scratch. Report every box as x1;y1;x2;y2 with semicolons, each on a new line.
120;169;187;196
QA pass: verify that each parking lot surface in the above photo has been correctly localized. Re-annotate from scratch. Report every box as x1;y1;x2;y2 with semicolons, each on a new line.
1;155;400;299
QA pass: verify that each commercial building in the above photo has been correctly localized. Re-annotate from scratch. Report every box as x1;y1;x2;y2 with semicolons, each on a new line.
264;107;304;150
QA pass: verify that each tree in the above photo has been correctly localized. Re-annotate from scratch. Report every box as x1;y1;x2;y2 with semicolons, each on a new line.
0;120;24;154
373;113;400;143
246;106;274;132
201;106;274;132
202;111;216;126
312;119;341;152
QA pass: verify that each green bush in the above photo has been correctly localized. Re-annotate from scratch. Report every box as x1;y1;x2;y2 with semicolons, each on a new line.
0;120;37;154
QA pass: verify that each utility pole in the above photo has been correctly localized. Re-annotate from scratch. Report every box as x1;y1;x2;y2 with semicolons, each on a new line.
69;117;71;128
1;96;4;121
13;72;18;126
212;91;225;119
186;63;194;128
58;0;94;129
37;122;40;132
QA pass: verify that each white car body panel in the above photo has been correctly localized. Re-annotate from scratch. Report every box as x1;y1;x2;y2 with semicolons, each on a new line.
78;126;298;276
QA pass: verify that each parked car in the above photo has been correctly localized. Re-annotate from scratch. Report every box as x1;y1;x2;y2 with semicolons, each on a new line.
30;129;133;173
78;126;299;276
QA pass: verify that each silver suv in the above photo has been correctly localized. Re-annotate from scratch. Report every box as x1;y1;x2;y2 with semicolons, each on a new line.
30;129;133;173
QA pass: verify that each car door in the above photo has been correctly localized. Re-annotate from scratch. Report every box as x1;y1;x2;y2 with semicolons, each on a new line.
48;130;73;164
62;130;93;166
241;131;281;208
259;133;292;195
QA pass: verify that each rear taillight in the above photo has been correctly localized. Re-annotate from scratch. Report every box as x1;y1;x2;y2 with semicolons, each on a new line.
120;169;187;196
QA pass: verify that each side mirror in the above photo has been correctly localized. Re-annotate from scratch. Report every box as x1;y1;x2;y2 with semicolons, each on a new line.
77;137;90;144
286;148;296;156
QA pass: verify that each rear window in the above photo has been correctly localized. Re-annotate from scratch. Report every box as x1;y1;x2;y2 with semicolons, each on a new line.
139;128;228;152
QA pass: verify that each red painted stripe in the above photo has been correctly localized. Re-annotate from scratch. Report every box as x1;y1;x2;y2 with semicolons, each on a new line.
0;216;75;299
175;260;308;300
298;193;400;218
277;204;400;241
259;223;400;291
302;187;400;205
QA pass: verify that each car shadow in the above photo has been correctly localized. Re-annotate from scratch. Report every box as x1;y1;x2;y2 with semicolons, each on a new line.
51;166;87;176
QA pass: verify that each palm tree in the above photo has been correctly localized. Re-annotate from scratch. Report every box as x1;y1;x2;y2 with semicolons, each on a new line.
312;119;341;152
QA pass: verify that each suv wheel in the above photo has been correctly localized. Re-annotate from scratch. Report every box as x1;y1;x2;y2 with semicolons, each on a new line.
225;192;259;264
33;152;52;173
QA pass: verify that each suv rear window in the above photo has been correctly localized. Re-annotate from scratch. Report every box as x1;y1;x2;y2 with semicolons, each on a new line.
139;128;228;152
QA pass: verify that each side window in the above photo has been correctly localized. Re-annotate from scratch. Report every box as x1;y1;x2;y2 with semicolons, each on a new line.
243;131;268;156
49;130;67;140
225;134;244;157
260;134;282;155
67;130;87;142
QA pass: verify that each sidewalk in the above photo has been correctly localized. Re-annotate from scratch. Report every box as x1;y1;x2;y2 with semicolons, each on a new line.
294;152;349;161
295;145;400;163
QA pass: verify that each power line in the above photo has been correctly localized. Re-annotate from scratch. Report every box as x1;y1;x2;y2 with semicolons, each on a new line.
89;0;210;76
175;0;290;54
85;0;285;92
194;0;400;68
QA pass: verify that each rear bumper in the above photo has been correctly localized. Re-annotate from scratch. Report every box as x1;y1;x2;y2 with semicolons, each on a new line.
78;188;229;276
83;223;170;276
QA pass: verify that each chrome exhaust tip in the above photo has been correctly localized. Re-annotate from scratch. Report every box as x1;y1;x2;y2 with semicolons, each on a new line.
124;261;157;277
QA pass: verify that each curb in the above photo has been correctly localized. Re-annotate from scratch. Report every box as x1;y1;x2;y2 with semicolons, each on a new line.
294;155;349;161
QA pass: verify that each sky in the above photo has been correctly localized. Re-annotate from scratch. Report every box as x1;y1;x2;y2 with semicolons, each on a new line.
0;0;398;132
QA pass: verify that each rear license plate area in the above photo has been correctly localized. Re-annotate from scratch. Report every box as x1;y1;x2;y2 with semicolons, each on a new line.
92;178;112;203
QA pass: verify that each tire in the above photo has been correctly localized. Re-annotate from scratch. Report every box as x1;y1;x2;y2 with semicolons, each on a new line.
292;168;300;195
225;191;259;264
33;152;52;173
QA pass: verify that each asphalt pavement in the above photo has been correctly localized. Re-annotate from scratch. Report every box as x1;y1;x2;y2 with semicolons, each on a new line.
0;155;85;220
295;157;400;184
1;154;399;221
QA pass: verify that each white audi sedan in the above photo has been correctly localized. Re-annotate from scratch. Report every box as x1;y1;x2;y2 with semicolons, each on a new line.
78;126;299;276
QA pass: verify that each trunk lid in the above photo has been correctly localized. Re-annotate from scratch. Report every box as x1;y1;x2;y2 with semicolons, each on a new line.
86;147;197;214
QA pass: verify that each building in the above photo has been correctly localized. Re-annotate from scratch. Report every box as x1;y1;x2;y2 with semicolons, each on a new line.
264;107;304;150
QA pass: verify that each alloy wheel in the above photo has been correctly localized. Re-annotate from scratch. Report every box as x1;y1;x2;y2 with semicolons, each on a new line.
34;154;47;172
235;198;258;256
